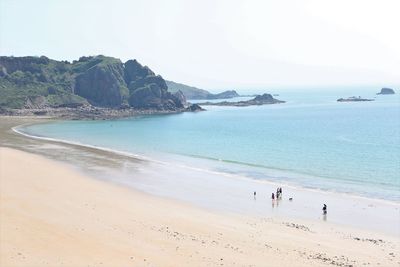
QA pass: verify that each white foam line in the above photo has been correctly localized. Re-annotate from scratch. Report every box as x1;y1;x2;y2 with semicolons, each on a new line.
12;124;261;179
12;125;153;162
12;124;301;186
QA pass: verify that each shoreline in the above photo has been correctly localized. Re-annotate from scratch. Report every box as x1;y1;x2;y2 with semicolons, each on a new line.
12;118;400;207
1;141;400;266
1;117;400;266
3;116;400;237
0;106;189;120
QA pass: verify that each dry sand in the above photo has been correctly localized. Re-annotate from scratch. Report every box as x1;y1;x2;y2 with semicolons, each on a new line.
1;147;399;267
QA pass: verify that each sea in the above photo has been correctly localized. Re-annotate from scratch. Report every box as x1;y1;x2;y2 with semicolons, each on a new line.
19;87;400;203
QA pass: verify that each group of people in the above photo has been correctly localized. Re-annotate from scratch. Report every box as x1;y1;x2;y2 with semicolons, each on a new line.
254;187;328;215
254;187;284;200
271;187;283;200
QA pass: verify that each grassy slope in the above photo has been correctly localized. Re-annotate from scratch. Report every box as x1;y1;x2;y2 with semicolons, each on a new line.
0;56;123;109
166;80;211;99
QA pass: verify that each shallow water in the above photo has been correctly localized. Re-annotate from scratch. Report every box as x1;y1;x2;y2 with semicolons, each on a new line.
21;88;400;202
3;112;400;235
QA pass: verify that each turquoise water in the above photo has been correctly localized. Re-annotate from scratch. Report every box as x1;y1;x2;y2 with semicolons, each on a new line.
21;88;400;201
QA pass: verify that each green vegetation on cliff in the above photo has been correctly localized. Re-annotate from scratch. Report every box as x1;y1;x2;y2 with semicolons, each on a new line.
0;57;88;108
0;55;184;110
166;80;210;99
166;80;240;100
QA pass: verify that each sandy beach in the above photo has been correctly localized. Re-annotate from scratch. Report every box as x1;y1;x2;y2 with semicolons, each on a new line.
2;0;400;265
0;146;399;266
0;117;399;266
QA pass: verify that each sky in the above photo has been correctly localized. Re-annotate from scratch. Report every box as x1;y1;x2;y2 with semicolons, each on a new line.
1;0;399;90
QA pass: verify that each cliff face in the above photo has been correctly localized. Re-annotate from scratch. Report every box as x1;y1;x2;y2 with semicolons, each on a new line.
0;56;184;110
124;59;154;83
173;90;187;106
74;58;127;107
124;60;184;109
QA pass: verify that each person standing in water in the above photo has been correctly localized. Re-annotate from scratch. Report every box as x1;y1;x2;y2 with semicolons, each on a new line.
322;204;327;215
271;193;275;200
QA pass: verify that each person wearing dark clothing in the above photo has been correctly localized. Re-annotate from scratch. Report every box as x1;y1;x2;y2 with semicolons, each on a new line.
322;204;327;215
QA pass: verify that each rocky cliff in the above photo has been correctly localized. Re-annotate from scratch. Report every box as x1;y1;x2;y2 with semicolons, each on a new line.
74;57;128;107
124;60;184;110
0;55;185;111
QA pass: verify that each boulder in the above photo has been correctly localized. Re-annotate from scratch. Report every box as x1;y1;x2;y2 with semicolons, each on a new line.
186;103;205;112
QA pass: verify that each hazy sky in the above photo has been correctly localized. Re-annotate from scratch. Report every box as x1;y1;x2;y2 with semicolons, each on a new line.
1;0;399;90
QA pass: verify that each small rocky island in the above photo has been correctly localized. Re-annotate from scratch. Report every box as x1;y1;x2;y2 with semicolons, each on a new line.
337;96;374;102
196;93;284;106
377;88;395;95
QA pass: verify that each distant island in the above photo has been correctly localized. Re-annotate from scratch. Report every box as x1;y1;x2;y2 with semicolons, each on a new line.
377;88;395;95
197;93;284;106
337;96;374;102
0;55;203;118
166;80;240;100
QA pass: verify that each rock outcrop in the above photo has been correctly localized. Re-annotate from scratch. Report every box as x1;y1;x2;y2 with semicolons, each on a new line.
377;88;395;95
186;103;205;112
337;96;374;102
173;90;187;106
124;60;184;110
124;59;154;83
197;93;284;107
